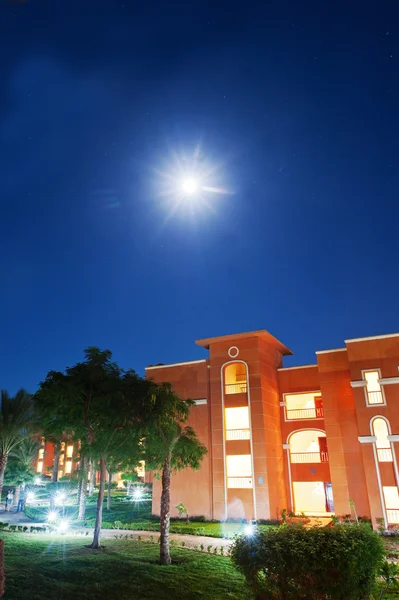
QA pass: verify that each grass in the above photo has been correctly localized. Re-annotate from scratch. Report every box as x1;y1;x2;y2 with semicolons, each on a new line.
26;500;274;538
2;533;248;599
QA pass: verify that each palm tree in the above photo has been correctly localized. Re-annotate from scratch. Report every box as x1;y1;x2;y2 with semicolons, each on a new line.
0;390;33;501
4;438;40;506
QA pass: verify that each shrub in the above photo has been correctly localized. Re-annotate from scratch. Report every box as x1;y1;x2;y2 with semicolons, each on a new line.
0;525;8;532
230;523;385;600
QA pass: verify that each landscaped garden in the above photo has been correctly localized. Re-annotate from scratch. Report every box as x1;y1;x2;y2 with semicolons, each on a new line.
2;534;248;600
1;350;399;598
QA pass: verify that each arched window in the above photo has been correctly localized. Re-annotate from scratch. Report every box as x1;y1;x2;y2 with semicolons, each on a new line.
224;362;247;395
372;417;393;462
289;430;328;464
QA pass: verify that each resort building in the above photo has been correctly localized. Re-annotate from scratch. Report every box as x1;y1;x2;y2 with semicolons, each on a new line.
145;329;399;528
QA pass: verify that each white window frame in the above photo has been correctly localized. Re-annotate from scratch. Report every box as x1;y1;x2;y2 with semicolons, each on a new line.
281;391;324;422
362;369;386;407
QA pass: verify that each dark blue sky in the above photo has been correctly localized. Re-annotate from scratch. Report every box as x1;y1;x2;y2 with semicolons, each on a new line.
1;0;398;394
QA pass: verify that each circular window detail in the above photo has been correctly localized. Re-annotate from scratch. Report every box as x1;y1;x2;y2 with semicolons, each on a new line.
228;346;239;358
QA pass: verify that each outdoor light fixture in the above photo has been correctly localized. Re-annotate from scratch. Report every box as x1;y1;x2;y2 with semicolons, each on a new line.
47;510;58;523
244;522;256;537
34;476;41;485
26;492;35;503
133;487;143;500
55;492;66;505
58;519;69;533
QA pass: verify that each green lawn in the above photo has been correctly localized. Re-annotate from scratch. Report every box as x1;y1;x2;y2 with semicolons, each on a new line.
25;498;274;538
2;533;248;599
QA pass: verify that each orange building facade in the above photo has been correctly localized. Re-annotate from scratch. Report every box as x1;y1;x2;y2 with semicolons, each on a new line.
145;330;399;528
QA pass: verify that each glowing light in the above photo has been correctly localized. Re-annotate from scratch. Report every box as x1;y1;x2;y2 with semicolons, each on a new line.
244;523;255;537
133;487;143;500
34;477;41;485
26;492;35;503
180;177;199;196
58;519;69;533
55;492;66;505
47;510;59;523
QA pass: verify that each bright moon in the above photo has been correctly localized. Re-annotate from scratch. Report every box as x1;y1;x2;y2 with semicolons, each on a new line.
180;178;199;196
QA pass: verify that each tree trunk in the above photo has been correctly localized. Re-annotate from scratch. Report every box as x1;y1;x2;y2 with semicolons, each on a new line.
0;539;4;597
76;470;82;505
160;454;172;565
13;485;21;507
0;455;8;505
89;461;96;496
51;442;60;483
89;455;106;549
78;456;88;520
107;471;112;511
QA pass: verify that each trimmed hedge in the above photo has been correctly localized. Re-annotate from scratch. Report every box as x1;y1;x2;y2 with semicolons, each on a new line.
230;523;385;600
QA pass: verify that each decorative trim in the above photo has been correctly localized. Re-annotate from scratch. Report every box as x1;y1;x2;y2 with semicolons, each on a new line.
345;332;399;343
194;399;207;405
362;368;387;407
351;381;367;388
379;377;399;385
315;348;346;355
228;346;239;359
358;436;377;443
372;442;388;529
388;435;399;443
146;359;206;370
277;364;317;371
220;360;257;521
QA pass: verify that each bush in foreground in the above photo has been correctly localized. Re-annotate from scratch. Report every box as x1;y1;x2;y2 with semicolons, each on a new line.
230;523;385;600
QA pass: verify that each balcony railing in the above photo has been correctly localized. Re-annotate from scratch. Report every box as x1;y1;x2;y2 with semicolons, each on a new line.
290;451;329;464
377;447;393;462
286;407;324;420
227;476;253;489
387;509;399;524
225;383;247;395
226;428;250;441
367;390;384;405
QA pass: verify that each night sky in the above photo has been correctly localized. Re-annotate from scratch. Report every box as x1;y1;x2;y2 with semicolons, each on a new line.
2;1;399;394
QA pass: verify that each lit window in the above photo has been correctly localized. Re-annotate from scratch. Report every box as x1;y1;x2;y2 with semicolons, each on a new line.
224;363;247;395
38;448;44;460
285;393;323;420
65;460;72;474
59;454;65;466
383;486;399;523
225;407;250;440
37;461;43;473
372;418;392;462
289;430;328;463
226;455;252;488
363;370;384;405
66;445;73;458
60;442;66;451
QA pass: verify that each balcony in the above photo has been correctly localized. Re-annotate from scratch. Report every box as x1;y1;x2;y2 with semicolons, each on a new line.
377;448;393;462
225;383;247;395
367;390;384;405
226;428;250;441
286;407;324;420
291;451;329;464
387;509;399;524
227;476;253;489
